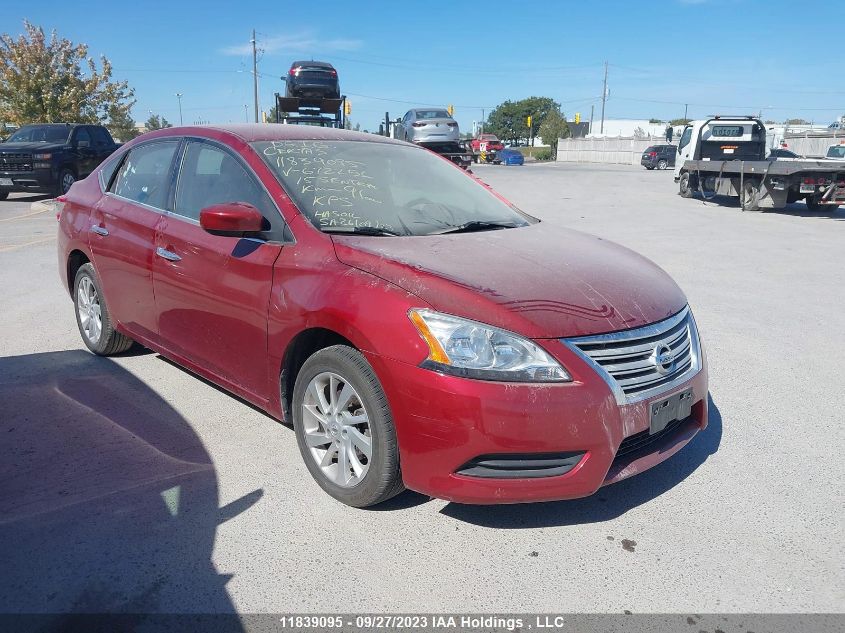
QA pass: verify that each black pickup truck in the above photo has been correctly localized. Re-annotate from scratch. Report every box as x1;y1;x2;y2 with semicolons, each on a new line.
0;123;121;199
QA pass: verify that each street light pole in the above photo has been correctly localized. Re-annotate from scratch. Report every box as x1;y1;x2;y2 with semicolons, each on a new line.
251;29;259;123
244;105;249;123
175;93;183;126
600;60;608;134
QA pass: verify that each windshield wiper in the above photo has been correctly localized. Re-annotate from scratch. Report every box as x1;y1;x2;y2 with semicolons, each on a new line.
321;225;402;237
429;220;520;235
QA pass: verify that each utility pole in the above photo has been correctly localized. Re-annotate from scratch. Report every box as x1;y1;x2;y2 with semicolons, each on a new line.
244;104;249;123
175;93;183;126
684;103;689;120
600;61;608;134
251;29;259;123
589;104;594;134
480;108;485;136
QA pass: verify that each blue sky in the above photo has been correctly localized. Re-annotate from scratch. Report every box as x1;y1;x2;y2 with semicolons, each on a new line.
8;0;844;132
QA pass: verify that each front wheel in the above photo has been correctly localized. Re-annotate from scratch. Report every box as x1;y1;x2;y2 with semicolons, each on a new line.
292;345;404;508
679;172;694;198
741;179;762;212
73;263;135;355
56;168;75;196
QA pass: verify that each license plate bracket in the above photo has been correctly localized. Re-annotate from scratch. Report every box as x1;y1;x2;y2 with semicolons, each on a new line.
649;388;694;435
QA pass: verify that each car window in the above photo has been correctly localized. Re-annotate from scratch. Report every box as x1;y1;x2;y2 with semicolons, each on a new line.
678;128;692;151
255;140;534;236
6;125;70;143
98;153;123;191
110;141;179;210
75;128;92;147
416;110;450;120
174;142;273;222
90;127;111;147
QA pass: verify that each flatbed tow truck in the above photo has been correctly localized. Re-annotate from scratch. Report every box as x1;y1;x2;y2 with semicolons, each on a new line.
674;116;844;212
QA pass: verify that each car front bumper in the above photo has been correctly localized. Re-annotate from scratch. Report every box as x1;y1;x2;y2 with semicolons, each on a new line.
368;339;708;504
0;168;55;194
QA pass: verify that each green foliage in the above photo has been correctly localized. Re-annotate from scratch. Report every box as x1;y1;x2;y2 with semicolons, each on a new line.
538;109;569;158
0;21;135;125
106;104;138;141
669;118;691;126
649;118;663;124
484;96;560;144
533;148;553;161
144;113;172;131
785;118;809;125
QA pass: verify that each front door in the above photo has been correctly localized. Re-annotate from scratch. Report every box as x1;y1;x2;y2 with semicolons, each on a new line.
153;140;283;400
90;139;180;343
674;126;693;178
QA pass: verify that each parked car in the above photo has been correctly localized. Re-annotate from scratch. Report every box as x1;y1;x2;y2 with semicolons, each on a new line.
767;148;800;160
285;60;340;99
58;124;708;508
497;148;524;165
395;108;460;144
470;134;504;152
641;144;676;170
0;123;120;199
424;142;472;170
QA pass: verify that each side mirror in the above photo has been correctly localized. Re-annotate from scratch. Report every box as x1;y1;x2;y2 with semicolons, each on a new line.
199;202;264;236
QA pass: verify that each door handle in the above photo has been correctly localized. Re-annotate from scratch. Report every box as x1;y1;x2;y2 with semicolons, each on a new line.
90;226;109;236
156;246;181;262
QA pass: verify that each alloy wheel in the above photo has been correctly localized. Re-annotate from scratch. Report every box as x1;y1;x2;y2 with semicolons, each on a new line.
302;371;372;488
61;172;75;194
77;276;102;344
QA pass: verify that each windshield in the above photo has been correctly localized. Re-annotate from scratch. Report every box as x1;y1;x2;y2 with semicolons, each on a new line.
253;140;534;236
6;125;70;143
826;146;845;159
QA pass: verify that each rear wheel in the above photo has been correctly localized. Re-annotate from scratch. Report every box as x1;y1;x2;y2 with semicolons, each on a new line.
73;263;134;355
657;159;669;170
679;172;694;198
292;345;403;508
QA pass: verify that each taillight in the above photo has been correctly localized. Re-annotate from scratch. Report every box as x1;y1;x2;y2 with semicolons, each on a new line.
55;195;67;221
329;69;337;76
288;67;299;76
650;151;657;157
803;177;815;185
412;122;426;127
448;122;458;128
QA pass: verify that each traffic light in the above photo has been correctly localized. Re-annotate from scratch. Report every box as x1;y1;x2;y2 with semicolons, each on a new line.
344;100;351;116
447;104;454;116
575;112;580;124
526;115;532;127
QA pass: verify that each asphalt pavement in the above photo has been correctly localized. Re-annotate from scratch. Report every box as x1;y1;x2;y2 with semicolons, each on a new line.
0;163;842;616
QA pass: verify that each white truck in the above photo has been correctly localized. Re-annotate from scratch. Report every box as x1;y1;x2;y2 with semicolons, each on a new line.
674;116;844;211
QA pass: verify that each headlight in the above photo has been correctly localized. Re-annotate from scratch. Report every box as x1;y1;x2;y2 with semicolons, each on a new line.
408;309;570;382
33;153;52;160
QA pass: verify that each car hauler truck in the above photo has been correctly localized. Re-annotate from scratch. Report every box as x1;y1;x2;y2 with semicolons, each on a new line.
674;116;844;212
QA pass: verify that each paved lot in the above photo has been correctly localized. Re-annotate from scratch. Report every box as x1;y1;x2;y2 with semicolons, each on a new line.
1;164;842;616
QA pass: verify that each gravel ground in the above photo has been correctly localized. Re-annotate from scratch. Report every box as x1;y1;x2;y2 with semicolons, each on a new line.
0;163;842;617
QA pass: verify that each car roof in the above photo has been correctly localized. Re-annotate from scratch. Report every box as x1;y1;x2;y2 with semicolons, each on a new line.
137;124;406;146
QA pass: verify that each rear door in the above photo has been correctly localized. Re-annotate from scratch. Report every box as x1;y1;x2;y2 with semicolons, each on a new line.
72;127;97;178
152;139;284;400
91;139;180;343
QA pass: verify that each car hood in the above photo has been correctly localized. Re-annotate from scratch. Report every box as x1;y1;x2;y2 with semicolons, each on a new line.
0;142;66;152
331;223;687;338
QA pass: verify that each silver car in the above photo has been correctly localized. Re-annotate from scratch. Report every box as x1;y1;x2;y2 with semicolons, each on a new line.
397;108;460;143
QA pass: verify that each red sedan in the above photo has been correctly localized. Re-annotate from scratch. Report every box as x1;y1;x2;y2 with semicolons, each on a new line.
58;125;708;507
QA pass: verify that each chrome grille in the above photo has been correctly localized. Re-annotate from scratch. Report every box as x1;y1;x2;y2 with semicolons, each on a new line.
564;306;701;403
0;153;33;172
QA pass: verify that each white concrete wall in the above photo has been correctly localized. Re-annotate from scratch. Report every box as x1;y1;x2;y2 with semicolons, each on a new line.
556;136;669;165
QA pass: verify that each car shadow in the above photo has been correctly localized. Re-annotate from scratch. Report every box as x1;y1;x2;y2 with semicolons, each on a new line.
692;194;844;220
0;351;261;629
439;394;722;529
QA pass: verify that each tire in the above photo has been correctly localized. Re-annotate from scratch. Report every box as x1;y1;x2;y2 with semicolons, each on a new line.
56;168;75;196
292;345;403;508
73;263;134;356
805;195;822;212
645;165;654;170
679;172;694;198
657;159;669;170
741;179;762;212
0;190;8;200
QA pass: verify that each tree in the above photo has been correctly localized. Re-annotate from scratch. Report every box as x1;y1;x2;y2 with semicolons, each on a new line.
106;104;139;141
648;118;663;124
144;113;172;131
669;118;691;127
484;96;560;144
0;21;135;125
537;109;570;158
785;118;809;125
